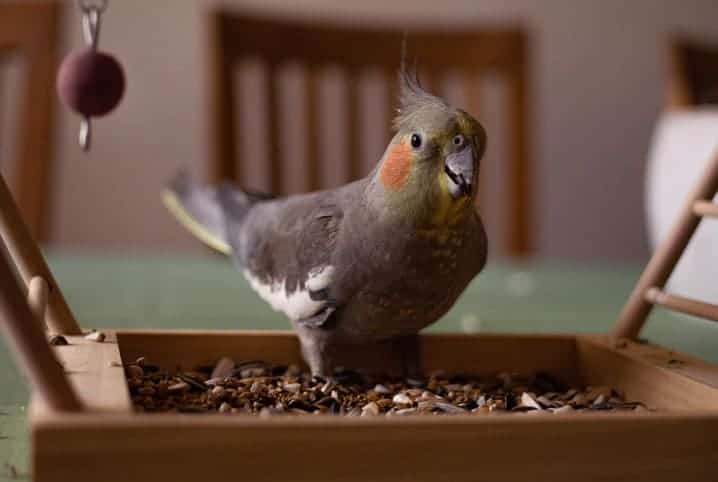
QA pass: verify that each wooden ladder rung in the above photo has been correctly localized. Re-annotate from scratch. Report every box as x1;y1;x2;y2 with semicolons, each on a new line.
693;200;718;217
645;287;718;322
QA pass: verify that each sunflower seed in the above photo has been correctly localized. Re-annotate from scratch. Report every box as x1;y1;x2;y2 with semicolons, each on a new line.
283;382;301;394
84;331;105;342
168;381;189;393
211;357;235;379
392;393;412;405
361;401;380;416
373;384;391;394
210;386;226;399
519;392;542;410
395;408;417;415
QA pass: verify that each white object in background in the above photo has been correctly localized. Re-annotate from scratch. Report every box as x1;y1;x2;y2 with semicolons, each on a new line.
645;110;718;307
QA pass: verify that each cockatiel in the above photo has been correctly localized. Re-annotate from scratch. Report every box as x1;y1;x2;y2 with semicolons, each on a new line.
162;68;488;376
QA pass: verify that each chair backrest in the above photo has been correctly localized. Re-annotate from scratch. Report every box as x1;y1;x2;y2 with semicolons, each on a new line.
207;9;531;257
0;1;61;243
667;36;718;109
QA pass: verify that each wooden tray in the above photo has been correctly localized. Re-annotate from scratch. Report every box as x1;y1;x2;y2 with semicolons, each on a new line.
29;330;718;482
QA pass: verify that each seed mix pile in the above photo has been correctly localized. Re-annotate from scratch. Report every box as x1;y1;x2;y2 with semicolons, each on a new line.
126;357;648;416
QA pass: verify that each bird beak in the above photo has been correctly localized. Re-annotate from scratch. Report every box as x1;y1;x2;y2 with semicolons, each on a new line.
444;146;474;200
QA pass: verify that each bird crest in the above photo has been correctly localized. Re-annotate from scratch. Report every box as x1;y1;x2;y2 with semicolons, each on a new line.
393;51;449;131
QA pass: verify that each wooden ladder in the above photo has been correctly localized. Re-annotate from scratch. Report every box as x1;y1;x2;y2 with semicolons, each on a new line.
613;149;718;338
0;174;83;411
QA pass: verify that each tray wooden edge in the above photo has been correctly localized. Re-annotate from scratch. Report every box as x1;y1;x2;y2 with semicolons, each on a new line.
29;329;718;423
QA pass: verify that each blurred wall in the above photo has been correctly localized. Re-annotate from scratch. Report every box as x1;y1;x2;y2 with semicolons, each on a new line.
11;0;718;260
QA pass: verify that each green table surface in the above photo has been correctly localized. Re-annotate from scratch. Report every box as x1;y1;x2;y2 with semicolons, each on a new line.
1;250;717;480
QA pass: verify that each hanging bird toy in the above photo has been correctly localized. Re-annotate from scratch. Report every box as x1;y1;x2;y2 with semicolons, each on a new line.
57;0;125;151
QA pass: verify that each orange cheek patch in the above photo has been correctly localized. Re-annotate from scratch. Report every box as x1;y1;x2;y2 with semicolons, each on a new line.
380;143;413;191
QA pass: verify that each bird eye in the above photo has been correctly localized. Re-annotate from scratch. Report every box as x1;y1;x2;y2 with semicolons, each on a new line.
410;133;422;149
453;134;465;147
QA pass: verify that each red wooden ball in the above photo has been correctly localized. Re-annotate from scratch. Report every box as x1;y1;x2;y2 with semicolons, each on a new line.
57;48;125;117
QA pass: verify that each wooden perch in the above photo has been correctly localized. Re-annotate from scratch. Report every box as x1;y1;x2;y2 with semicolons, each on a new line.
693;200;718;217
646;287;718;322
28;276;49;328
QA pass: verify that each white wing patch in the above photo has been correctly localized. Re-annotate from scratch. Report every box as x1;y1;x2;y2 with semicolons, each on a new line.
306;265;335;291
243;265;334;320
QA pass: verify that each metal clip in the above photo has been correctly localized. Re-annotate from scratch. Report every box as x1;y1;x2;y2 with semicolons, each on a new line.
79;116;92;152
76;0;107;151
79;0;106;50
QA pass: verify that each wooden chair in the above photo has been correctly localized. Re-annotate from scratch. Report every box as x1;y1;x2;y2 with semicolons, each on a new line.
0;1;61;242
667;36;718;109
207;10;531;257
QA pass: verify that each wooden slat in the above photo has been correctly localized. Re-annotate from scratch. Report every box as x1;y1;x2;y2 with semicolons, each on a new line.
14;9;59;242
346;68;361;181
304;67;321;191
219;15;519;70
0;1;61;242
613;150;718;338
665;37;693;109
645;287;718;322
464;73;482;119
207;10;237;182
464;74;484;209
505;49;530;257
0;173;81;335
267;63;282;194
693;199;718;217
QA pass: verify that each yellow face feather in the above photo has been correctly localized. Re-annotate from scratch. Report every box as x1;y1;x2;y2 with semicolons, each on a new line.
382;68;486;229
429;113;485;227
432;167;472;227
379;112;484;230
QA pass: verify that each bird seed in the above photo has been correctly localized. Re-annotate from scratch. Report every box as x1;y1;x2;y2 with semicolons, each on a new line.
126;357;650;416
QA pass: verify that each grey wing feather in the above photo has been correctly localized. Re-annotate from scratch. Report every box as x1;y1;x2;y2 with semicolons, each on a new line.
226;191;346;325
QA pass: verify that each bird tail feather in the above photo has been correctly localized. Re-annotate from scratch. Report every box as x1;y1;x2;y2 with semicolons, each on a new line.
162;170;274;255
161;170;233;255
